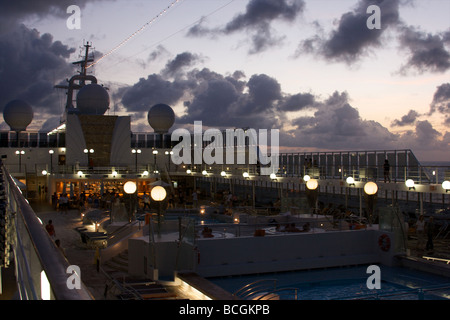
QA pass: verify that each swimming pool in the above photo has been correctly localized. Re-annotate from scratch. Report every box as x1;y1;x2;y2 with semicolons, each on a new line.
208;265;450;300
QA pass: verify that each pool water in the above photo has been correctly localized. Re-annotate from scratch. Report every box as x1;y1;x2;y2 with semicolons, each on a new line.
209;265;450;300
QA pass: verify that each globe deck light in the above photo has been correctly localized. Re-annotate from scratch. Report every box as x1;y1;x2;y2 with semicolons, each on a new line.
202;170;208;175
124;181;137;194
186;169;192;174
364;182;378;195
346;177;355;185
306;179;318;190
303;175;311;182
405;179;415;190
243;172;249;178
151;186;167;201
42;170;48;176
270;173;277;180
442;180;450;192
77;171;83;177
220;171;226;177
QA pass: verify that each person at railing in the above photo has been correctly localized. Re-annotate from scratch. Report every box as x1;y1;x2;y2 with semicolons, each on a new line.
142;192;151;211
383;159;391;183
45;220;56;239
59;194;69;214
52;192;58;210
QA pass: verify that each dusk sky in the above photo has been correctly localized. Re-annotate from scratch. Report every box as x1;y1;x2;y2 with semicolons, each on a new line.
0;0;449;161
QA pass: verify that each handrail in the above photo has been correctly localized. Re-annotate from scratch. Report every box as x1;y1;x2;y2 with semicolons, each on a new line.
3;164;93;300
233;279;277;300
256;287;299;300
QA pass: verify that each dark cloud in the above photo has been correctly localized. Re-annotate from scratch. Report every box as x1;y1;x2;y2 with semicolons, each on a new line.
278;92;315;112
0;0;112;33
161;52;203;78
119;74;193;113
188;0;305;54
112;49;450;160
429;83;450;124
0;24;76;115
391;109;419;127
224;0;304;32
398;26;450;74
178;70;283;129
399;120;446;151
288;91;399;149
297;0;400;63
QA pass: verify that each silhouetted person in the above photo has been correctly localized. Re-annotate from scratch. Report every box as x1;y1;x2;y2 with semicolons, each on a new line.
383;159;391;183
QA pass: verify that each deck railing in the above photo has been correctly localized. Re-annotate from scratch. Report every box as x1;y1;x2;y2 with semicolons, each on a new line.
0;163;93;300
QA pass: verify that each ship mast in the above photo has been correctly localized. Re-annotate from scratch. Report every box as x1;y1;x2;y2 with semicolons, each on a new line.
54;42;98;113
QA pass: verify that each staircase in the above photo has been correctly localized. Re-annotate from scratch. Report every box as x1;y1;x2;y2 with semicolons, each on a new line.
104;250;129;275
102;250;179;300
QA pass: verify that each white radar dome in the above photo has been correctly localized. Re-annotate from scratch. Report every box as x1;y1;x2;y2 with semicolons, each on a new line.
76;83;110;115
3;99;33;132
147;103;175;133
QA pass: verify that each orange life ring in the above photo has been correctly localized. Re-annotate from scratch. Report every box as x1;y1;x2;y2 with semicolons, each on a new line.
378;234;391;252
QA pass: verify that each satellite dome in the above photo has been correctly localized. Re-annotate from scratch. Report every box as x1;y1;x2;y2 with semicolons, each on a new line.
76;83;110;115
148;103;175;133
3;99;33;132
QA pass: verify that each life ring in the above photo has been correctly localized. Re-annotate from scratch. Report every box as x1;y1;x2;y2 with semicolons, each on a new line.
378;234;391;252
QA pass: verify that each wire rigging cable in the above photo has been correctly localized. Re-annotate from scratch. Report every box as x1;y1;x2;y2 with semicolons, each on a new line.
101;0;237;71
86;0;184;69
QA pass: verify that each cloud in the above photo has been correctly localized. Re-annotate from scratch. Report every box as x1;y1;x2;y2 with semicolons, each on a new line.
288;91;398;149
118;74;193;113
398;26;450;74
0;24;76;116
391;109;419;127
429;83;450;124
118;51;449;160
0;0;113;33
188;0;305;54
297;0;400;63
178;69;283;129
161;52;203;78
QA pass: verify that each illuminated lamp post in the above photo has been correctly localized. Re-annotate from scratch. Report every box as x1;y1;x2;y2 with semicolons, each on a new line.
152;149;158;173
364;182;378;226
84;148;94;170
443;180;450;193
151;186;167;236
132;149;141;173
124;181;137;222
165;150;173;172
306;178;318;216
49;150;54;174
15;150;25;172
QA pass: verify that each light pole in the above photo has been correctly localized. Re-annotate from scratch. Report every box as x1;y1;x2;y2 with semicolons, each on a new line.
151;186;167;236
15;150;25;172
84;148;94;170
132;149;141;172
49;150;54;174
124;181;137;223
165;150;173;172
152;149;158;172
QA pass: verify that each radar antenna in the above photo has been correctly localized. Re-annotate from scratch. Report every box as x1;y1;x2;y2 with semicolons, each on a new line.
54;42;98;112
